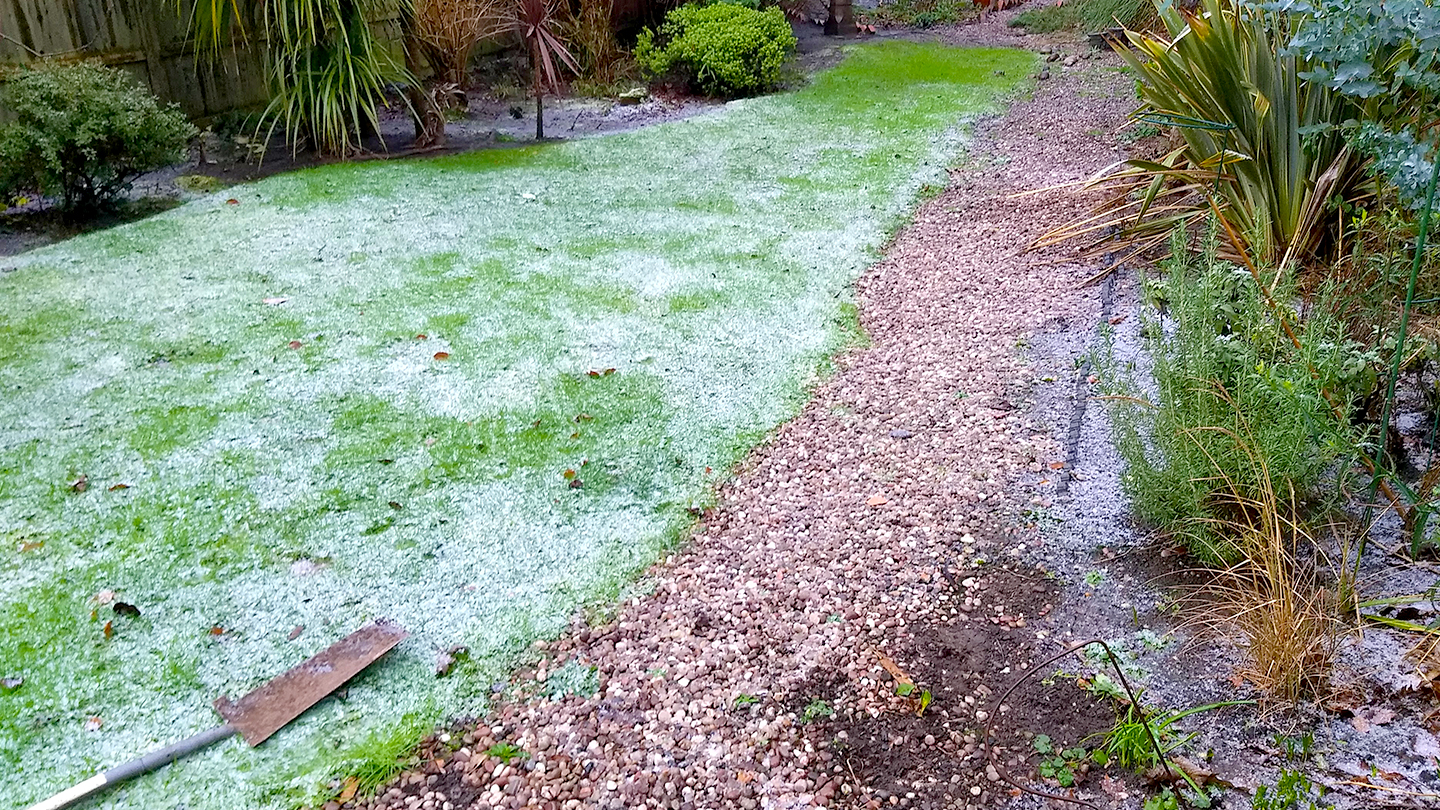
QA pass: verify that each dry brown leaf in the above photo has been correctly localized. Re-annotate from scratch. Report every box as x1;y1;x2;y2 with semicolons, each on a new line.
338;776;359;803
102;621;113;640
84;716;103;732
19;540;43;553
433;351;450;360
287;340;303;350
876;651;915;688
70;475;88;493
108;483;131;492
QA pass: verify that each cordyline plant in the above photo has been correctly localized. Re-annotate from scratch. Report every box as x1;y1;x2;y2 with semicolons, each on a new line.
516;0;578;140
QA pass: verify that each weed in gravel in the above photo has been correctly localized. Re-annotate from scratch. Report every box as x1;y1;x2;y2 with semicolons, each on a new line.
484;742;529;764
733;693;759;709
1143;788;1180;810
1032;734;1090;787
1252;769;1327;810
1084;569;1105;587
543;660;599;698
800;699;835;723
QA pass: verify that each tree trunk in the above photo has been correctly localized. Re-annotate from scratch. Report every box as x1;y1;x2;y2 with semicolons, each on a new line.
536;93;545;140
824;0;854;35
403;29;445;149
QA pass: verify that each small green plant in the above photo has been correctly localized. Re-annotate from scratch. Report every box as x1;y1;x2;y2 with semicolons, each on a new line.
1136;629;1169;651
1274;732;1314;762
800;698;835;723
1144;788;1181;810
1119;122;1162;143
485;742;529;764
1095;700;1249;772
634;2;797;97
864;0;970;29
0;62;195;213
733;693;760;708
1084;569;1106;587
544;660;600;698
1252;769;1326;810
1032;735;1090;788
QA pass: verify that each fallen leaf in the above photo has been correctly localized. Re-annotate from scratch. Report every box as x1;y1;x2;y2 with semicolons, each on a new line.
108;483;130;492
876;651;915;688
569;478;584;489
19;540;43;553
435;645;469;677
338;776;359;803
1049;461;1066;469
388;501;402;510
112;602;140;618
562;469;577;480
867;494;888;506
84;716;103;732
226;198;239;205
587;370;600;378
433;351;450;360
575;413;592;422
1109;314;1127;325
70;475;89;493
603;368;616;376
377;458;394;465
262;297;289;306
287;340;303;350
288;625;304;641
415;333;428;340
1;676;22;692
102;621;113;640
209;625;225;636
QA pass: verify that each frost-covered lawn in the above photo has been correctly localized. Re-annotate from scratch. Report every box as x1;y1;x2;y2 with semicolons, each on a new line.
1;42;1031;810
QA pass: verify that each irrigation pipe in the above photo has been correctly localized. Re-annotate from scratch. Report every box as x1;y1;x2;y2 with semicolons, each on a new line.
983;639;1170;810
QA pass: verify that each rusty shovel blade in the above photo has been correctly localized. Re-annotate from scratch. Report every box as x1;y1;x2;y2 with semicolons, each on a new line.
215;619;409;746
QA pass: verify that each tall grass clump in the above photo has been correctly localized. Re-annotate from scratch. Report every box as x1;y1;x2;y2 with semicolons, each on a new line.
1009;0;1152;34
1099;229;1363;564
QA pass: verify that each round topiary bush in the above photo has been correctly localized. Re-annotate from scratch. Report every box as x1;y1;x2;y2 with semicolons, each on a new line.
0;62;197;213
634;2;797;98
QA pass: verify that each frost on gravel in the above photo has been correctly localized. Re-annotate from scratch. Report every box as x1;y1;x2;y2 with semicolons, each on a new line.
0;42;1030;809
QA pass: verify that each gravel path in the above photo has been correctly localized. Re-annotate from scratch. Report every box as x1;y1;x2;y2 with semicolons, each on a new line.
346;28;1137;810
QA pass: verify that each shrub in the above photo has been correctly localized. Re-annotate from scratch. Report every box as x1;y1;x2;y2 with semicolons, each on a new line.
634;2;797;97
0;62;196;212
1098;229;1363;563
1009;0;1150;33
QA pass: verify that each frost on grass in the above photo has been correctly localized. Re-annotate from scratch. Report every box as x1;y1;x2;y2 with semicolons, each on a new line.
0;42;1034;809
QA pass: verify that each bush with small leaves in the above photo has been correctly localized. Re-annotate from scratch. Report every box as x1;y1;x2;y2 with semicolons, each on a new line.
0;62;196;213
634;2;797;97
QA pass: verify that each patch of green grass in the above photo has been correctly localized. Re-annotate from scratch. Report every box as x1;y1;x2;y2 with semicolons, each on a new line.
0;41;1033;810
1010;0;1148;33
801;699;835;723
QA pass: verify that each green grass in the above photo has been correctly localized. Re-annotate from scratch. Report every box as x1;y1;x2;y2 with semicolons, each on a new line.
1009;0;1148;33
0;41;1033;810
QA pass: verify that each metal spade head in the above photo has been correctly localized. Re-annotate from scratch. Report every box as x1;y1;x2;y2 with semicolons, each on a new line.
214;620;409;746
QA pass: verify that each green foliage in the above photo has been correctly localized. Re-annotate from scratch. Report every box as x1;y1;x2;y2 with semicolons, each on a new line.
1252;769;1327;810
0;63;195;212
1111;0;1371;267
1032;735;1090;787
178;0;402;155
865;0;972;29
733;693;760;708
1262;0;1440;208
1099;229;1363;562
800;698;835;723
1010;0;1149;33
1144;788;1181;810
485;742;529;764
634;3;797;97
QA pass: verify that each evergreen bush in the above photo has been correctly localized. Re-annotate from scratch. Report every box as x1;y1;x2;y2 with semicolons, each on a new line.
634;2;797;97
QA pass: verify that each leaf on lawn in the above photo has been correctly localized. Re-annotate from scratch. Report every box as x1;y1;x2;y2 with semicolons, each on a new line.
288;625;305;641
338;776;359;803
226;198;240;205
575;413;592;422
113;602;141;618
1;676;22;692
287;340;303;350
377;458;394;465
415;333;428;340
435;645;469;677
433;351;450;360
562;469;577;480
866;494;888;506
388;501;402;510
568;479;583;489
108;483;131;492
84;716;103;732
262;297;288;305
70;475;88;493
102;621;113;640
209;625;226;636
19;540;43;553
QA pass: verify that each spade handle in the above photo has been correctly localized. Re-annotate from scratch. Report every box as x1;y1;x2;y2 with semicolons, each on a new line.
25;724;237;810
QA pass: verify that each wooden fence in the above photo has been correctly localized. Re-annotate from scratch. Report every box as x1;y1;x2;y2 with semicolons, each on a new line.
1;0;652;122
